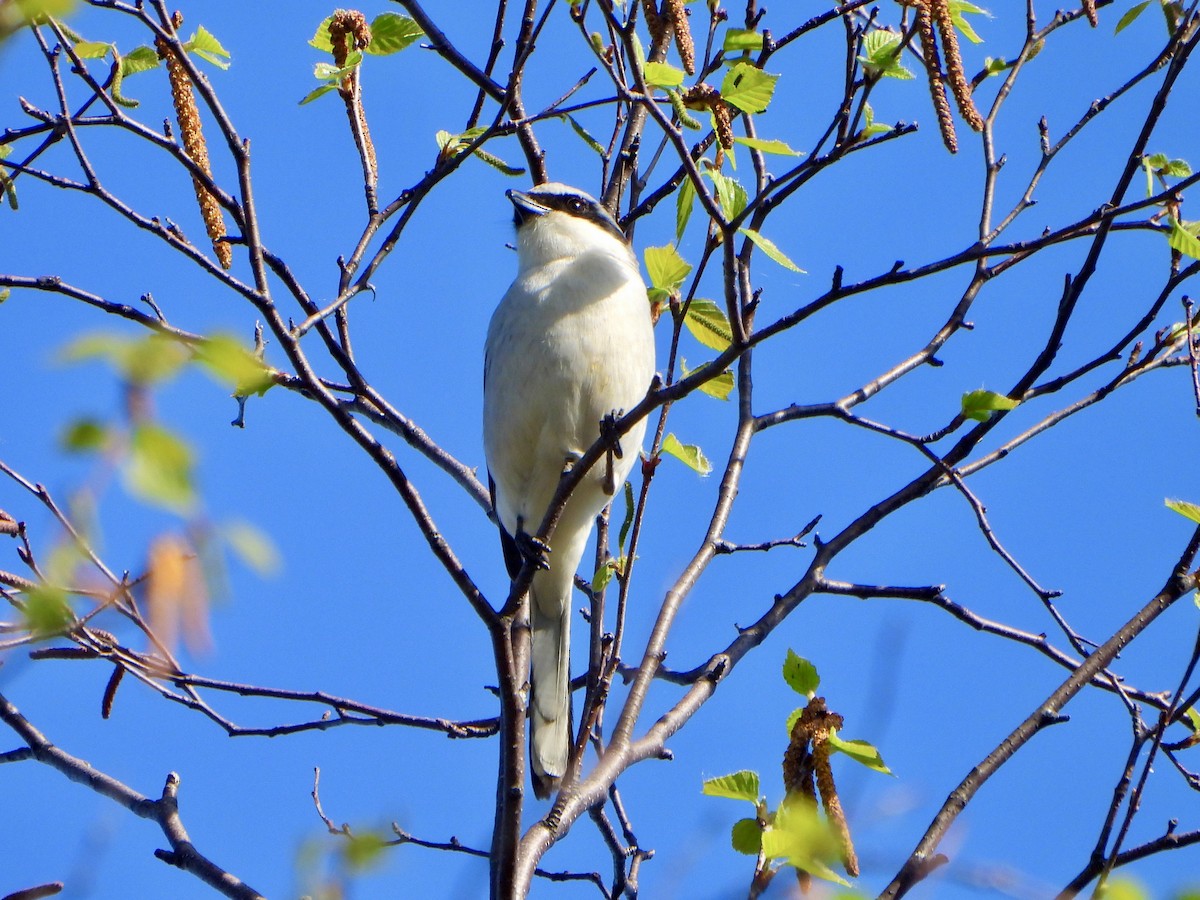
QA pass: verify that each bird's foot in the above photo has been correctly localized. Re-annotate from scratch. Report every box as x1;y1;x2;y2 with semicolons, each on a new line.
599;411;625;496
515;530;552;571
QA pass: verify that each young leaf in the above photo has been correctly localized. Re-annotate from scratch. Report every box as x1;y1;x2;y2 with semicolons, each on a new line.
61;418;113;453
961;388;1018;422
708;169;748;220
828;731;893;774
783;649;820;697
1168;218;1200;260
859;30;914;80
680;358;734;401
676;175;696;242
119;45;160;77
309;15;335;52
644;244;692;296
1115;1;1151;33
763;794;849;885
784;706;805;738
721;62;779;114
24;584;73;635
701;770;760;803
732;136;802;156
72;40;112;59
661;433;712;475
645;61;686;89
366;12;423;55
1166;498;1200;524
299;83;339;105
187;25;231;69
682;298;733;352
731;818;763;855
124;423;196;513
738;227;805;272
948;0;989;44
723;29;764;52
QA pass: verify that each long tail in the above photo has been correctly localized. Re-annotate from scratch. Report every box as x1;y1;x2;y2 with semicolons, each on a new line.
529;573;572;800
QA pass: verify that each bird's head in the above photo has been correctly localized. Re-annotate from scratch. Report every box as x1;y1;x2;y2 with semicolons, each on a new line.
507;183;631;270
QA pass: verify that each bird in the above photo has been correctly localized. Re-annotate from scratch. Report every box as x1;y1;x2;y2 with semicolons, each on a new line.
483;182;656;799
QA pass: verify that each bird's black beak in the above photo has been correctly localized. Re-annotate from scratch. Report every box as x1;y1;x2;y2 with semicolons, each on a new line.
507;189;548;226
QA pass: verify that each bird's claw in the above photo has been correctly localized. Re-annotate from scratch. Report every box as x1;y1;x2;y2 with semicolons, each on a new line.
600;411;625;497
515;531;552;571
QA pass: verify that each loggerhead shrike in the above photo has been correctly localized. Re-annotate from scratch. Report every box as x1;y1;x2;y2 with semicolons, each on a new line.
483;183;656;799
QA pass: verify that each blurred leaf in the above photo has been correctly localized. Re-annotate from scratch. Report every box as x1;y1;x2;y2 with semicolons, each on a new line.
661;433;712;475
186;25;231;69
119;44;159;76
1166;498;1200;524
828;731;892;774
147;533;210;653
124;423;195;513
1115;1;1151;33
783;649;820;697
732;136;802;156
366;12;423;55
721;62;778;113
342;830;388;871
680;358;733;400
859;30;914;80
723;29;763;52
644;244;692;296
223;520;281;576
1098;878;1149;900
731;817;762;854
763;794;849;885
961;388;1018;421
739;227;805;272
195;334;276;397
1168;218;1200;260
60;332;189;385
24;584;72;635
702;770;760;803
645;61;685;88
60;417;113;453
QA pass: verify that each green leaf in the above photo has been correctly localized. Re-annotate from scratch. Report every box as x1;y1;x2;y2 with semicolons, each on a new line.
680;358;734;401
861;100;893;138
723;29;763;52
366;12;423;55
644;244;692;296
299;82;339;105
186;25;231;70
738;227;805;272
72;40;112;59
948;0;989;44
564;115;605;157
661;433;712;475
341;830;388;871
618;480;636;553
1115;1;1151;33
0;288;10;303
828;731;893;774
194;334;276;397
683;298;734;352
592;558;616;593
708;169;747;220
309;15;335;52
784;706;805;738
223;520;281;576
676;176;696;242
732;136;802;157
1097;878;1150;900
961;388;1018;422
762;794;849;885
119;45;160;77
124;423;196;513
859;30;914;80
24;584;73;635
60;332;189;385
731;818;762;855
61;417;113;453
1164;158;1192;178
983;56;1010;76
782;649;820;697
1166;498;1200;524
313;55;361;82
701;770;760;803
645;61;686;88
721;62;779;114
1169;218;1200;260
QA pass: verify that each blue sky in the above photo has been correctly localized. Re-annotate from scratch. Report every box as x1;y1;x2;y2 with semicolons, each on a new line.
2;2;1200;898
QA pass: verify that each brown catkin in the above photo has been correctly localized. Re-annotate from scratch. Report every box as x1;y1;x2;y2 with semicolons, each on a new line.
641;0;665;45
329;10;377;192
1082;0;1098;27
812;737;860;878
155;11;231;269
664;0;695;75
930;0;984;132
915;1;958;153
681;83;735;150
